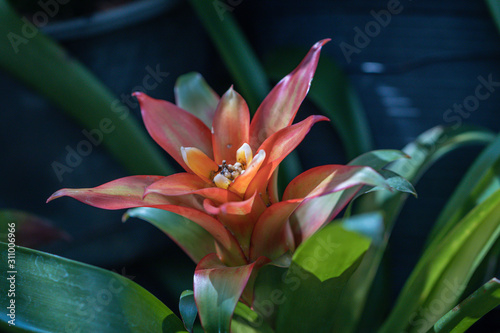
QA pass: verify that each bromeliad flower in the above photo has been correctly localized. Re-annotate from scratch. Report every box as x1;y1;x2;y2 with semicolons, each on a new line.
48;40;392;331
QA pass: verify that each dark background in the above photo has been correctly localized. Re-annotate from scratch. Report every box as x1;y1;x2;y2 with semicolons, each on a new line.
1;0;499;331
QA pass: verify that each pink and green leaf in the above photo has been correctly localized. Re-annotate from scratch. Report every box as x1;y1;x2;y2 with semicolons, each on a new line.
194;254;269;332
251;165;389;259
286;165;390;244
145;173;241;205
47;175;167;209
245;115;329;199
134;92;214;171
203;194;266;256
212;87;250;164
249;39;330;150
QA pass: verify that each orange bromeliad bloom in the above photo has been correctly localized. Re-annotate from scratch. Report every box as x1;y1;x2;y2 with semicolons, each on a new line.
48;40;390;329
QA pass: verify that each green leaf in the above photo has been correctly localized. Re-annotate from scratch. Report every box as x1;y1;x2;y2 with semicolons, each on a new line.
349;149;409;169
179;290;197;333
338;126;494;333
432;278;500;333
367;169;417;196
275;214;377;332
0;243;185;332
379;188;500;333
265;47;373;159
174;72;219;128
124;207;216;263
0;1;172;176
427;134;500;247
231;302;274;333
486;0;500;35
357;125;495;224
187;0;269;111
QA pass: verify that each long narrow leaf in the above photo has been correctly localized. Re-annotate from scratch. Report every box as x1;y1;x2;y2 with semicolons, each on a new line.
0;243;186;332
0;0;172;176
432;278;500;333
337;126;495;332
187;0;269;111
379;189;500;333
427;134;500;246
486;0;500;35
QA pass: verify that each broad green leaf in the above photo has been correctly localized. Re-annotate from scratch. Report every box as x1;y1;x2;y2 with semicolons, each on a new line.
187;0;269;111
427;134;500;247
432;278;500;333
379;189;500;333
0;243;185;332
486;0;500;34
275;214;377;332
0;1;172;176
265;48;373;159
174;72;219;128
124;207;216;263
338;126;495;333
179;290;197;333
0;209;70;248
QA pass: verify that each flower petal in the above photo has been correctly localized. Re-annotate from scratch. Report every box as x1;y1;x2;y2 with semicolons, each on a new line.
249;39;330;151
203;193;267;256
249;199;302;261
144;173;241;205
230;149;266;197
251;165;390;259
212;87;250;164
284;165;390;245
181;147;219;182
47;176;167;209
245;115;329;199
174;72;219;128
134;92;213;171
194;254;269;332
283;165;389;201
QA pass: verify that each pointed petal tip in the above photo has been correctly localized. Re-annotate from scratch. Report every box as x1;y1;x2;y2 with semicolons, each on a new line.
316;38;331;48
132;91;144;99
314;115;330;123
46;189;66;203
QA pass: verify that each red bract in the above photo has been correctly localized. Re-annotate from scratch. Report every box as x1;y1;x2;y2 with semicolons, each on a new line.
48;40;390;330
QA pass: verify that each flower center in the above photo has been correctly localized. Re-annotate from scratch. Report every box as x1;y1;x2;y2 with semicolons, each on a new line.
217;160;246;181
213;143;253;189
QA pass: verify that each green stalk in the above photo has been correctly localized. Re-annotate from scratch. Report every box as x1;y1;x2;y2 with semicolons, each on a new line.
0;1;172;176
188;0;270;111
